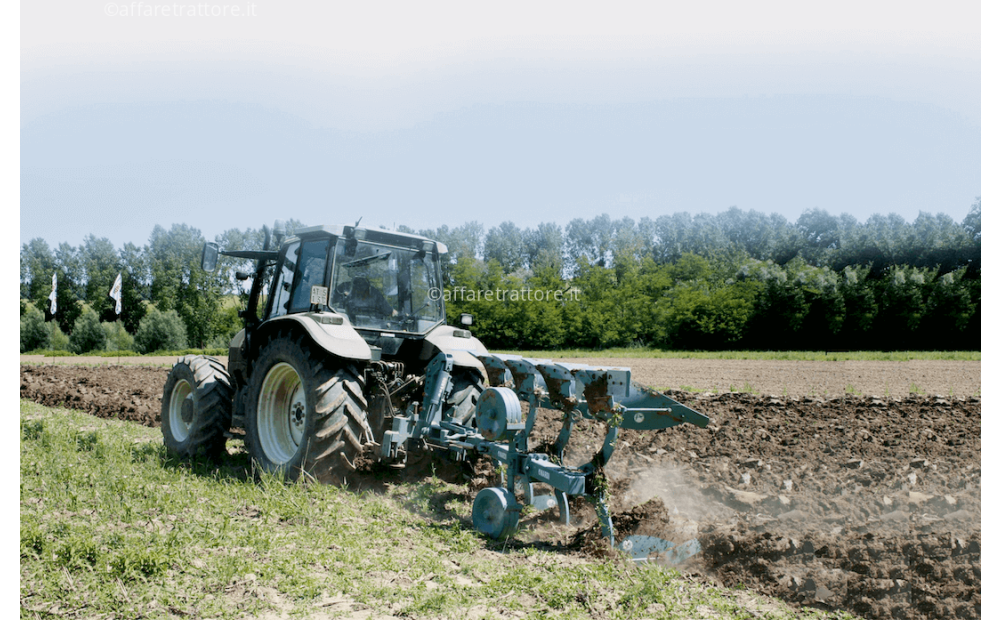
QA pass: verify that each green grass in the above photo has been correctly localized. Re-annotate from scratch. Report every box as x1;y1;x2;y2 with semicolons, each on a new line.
20;349;78;357
20;401;855;620
493;348;980;361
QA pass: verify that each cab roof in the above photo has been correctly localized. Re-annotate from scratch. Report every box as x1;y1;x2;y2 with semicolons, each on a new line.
292;225;448;254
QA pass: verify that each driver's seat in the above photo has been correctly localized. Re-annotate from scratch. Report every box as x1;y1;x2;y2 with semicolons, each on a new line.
346;276;393;319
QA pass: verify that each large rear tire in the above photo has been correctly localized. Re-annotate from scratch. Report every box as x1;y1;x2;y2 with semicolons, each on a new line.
246;335;368;483
161;355;234;459
446;370;485;425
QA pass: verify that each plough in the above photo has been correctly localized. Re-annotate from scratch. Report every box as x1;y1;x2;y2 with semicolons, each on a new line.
381;352;711;563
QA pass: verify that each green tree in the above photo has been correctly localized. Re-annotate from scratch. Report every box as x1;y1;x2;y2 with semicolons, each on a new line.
796;208;842;260
102;321;136;352
524;222;563;273
148;224;219;347
134;307;188;353
651;212;729;264
562;259;624;348
961;198;981;275
875;266;933;350
20;306;49;352
790;261;845;350
516;265;567;349
963;198;981;241
839;265;878;349
69;308;108;354
54;243;84;302
208;302;243;349
81;235;120;320
48;322;71;352
921;268;976;350
718;207;786;261
742;260;809;350
20;238;56;302
118;242;149;333
483;222;526;274
650;254;760;349
49;273;83;335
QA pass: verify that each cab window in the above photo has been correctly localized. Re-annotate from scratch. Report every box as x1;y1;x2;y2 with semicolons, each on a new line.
268;241;300;318
289;240;330;313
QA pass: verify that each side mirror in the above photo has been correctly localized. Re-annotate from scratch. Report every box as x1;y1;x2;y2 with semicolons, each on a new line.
460;313;474;327
201;242;220;271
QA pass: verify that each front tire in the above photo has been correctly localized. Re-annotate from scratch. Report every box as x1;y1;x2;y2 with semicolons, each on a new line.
246;336;368;483
161;355;234;459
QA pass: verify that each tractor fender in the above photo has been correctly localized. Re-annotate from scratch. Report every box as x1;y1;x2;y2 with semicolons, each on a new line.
259;313;372;362
421;324;489;382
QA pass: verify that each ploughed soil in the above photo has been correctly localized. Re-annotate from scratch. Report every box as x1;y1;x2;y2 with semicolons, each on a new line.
559;358;982;400
20;360;981;620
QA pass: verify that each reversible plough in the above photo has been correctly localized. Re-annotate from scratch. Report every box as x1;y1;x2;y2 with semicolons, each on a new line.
381;352;710;563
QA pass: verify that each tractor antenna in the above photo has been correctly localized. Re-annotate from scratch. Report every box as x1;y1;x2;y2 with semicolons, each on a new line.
355;217;363;227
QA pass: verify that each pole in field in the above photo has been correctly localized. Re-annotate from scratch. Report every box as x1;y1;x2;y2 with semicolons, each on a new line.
109;273;123;315
48;273;57;365
109;273;123;364
48;273;57;315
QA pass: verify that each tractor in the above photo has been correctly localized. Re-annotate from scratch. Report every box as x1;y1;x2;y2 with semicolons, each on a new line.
162;223;709;561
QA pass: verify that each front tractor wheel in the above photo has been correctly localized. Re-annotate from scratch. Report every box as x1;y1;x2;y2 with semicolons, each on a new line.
161;355;234;459
246;337;368;483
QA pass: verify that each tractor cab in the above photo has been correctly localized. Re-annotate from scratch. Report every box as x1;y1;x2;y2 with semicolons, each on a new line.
265;225;447;336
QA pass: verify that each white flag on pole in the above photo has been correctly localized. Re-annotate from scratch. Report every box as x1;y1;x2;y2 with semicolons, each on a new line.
109;272;123;315
48;273;57;314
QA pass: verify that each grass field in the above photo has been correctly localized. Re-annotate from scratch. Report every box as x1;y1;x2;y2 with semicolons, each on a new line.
19;401;855;620
493;349;981;361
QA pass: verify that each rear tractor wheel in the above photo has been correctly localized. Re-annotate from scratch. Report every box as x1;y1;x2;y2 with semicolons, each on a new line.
245;336;368;483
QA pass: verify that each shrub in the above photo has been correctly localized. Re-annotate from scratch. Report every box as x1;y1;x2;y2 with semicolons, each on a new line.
69;308;107;354
134;307;188;353
102;321;136;352
20;306;49;353
209;302;242;349
48;322;71;352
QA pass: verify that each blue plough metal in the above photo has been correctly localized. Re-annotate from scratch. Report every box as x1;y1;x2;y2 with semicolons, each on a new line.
380;352;711;563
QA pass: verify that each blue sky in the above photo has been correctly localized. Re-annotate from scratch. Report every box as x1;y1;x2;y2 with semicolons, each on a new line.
19;1;982;248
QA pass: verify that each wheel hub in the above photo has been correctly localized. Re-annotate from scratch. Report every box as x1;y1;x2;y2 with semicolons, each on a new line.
181;398;194;425
289;401;306;445
168;379;195;441
258;362;307;465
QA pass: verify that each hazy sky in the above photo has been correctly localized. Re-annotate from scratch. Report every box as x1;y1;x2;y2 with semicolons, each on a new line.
20;0;981;248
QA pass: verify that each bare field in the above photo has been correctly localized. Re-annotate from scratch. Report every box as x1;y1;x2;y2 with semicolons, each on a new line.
560;358;981;399
20;355;981;399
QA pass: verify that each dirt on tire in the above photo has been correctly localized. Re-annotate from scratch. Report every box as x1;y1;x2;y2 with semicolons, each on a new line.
19;359;981;619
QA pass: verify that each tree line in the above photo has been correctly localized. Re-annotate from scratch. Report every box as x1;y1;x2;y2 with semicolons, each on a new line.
20;201;981;353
